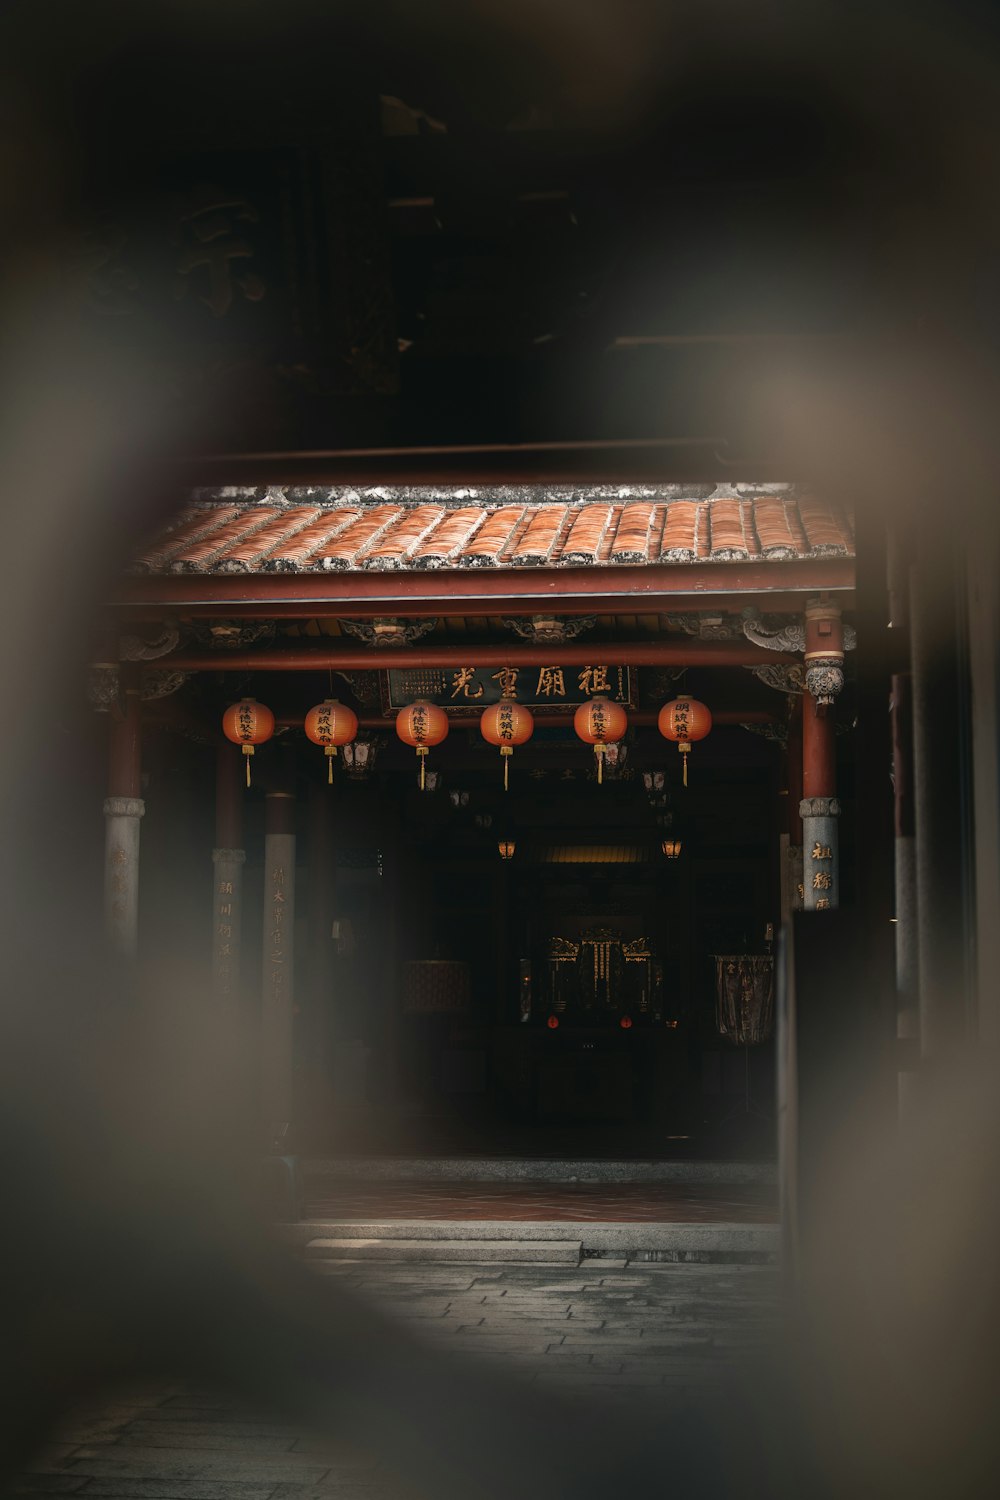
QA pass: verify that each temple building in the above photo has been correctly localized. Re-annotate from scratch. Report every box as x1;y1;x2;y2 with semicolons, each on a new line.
90;480;861;1173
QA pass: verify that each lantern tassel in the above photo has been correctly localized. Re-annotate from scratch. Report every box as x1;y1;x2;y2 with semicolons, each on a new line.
244;746;252;788
328;754;334;785
597;746;604;785
683;752;688;787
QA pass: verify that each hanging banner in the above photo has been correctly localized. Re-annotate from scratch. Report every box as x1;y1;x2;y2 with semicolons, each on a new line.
382;664;637;717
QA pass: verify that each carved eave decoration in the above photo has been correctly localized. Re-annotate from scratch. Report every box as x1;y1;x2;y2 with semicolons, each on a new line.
339;617;438;647
748;663;807;695
191;619;278;650
502;615;596;644
665;613;744;641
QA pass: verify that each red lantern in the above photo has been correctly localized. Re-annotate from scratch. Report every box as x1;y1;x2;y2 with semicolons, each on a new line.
222;697;275;787
658;697;712;785
573;696;628;784
396;700;449;790
304;699;358;783
480;698;534;790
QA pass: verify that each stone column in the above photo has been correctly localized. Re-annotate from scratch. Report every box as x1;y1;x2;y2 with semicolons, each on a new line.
261;789;296;1134
304;779;336;1131
801;602;841;911
212;745;245;1011
104;663;144;955
799;795;840;910
784;696;805;914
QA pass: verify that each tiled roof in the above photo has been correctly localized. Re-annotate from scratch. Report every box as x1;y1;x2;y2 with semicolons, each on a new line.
130;485;853;574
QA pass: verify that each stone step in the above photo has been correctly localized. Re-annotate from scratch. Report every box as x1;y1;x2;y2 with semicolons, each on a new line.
285;1219;778;1263
304;1156;776;1184
305;1236;584;1264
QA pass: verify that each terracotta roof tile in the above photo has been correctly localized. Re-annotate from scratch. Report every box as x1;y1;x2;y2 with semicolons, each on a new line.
559;504;615;565
130;490;855;576
215;509;324;572
263;510;361;570
660;500;699;560
362;505;446;568
708;499;747;559
414;507;487;566
458;506;526;566
610;502;656;563
510;506;567;565
170;509;284;572
317;506;404;570
131;505;241;571
752;497;804;558
797;493;853;554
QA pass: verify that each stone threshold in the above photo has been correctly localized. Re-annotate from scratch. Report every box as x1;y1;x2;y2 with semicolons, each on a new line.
280;1218;779;1261
303;1157;777;1184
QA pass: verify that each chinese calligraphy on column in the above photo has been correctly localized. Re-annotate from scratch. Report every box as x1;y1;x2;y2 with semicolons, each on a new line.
269;866;286;1004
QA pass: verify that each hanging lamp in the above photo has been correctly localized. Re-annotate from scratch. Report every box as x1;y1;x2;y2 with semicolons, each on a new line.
222;697;275;786
480;697;534;790
572;696;627;784
657;697;712;785
304;698;359;783
395;700;449;790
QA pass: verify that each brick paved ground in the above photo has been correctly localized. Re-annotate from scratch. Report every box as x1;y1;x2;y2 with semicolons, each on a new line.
14;1259;781;1500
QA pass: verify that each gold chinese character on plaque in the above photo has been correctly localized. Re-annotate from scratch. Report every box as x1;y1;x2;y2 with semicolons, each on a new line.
812;870;833;891
536;666;566;697
450;666;484;700
811;842;833;861
577;665;611;696
491;667;519;697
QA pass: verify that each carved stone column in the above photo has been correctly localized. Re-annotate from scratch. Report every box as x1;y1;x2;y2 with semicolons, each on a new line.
104;662;144;955
800;796;840;911
261;790;296;1135
212;745;245;1011
212;849;246;1008
104;796;145;955
802;646;839;911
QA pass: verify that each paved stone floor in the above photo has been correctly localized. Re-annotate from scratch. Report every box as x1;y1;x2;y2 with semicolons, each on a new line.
304;1180;778;1223
15;1259;781;1499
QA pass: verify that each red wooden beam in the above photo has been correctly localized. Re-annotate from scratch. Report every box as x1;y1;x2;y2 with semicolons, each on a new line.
110;559;854;620
163;639;798;671
275;710;777;729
